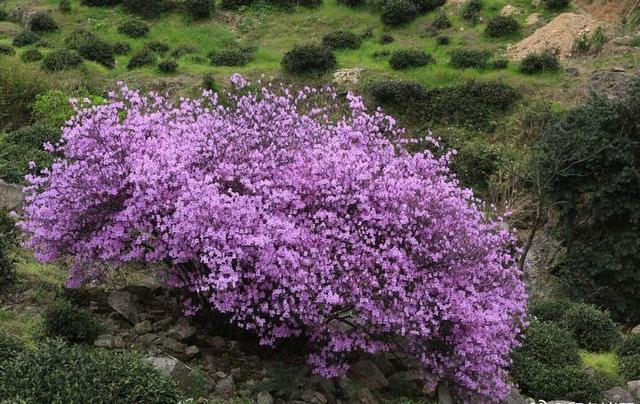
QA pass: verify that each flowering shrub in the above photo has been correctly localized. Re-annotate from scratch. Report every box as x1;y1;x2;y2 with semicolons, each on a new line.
21;76;526;401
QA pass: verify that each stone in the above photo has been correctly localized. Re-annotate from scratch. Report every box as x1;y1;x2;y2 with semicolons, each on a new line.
602;386;634;402
185;345;200;357
531;0;541;7
139;333;159;346
500;4;519;17
437;382;453;404
256;391;275;404
351;388;378;404
627;380;640;399
0;179;25;210
347;360;389;391
631;324;640;335
146;356;206;394
152;316;174;331
94;334;125;349
162;336;187;353
168;319;196;341
387;370;423;396
524;13;544;28
588;69;635;100
500;386;530;404
134;320;153;334
207;335;226;351
613;36;632;46
301;389;328;404
214;371;228;379
215;375;236;396
107;290;142;324
369;355;395;376
333;67;365;86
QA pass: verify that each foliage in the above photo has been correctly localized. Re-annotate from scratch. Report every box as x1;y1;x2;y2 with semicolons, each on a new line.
0;124;60;183
412;0;446;14
337;0;365;6
158;59;178;73
118;19;150;38
485;16;519;37
389;49;434;70
450;138;502;193
145;41;170;55
185;0;215;19
42;300;102;343
379;32;394;44
432;10;451;29
572;27;607;56
0;330;24;360
123;0;172;18
13;31;41;47
221;0;254;9
21;77;526;401
78;38;116;68
0;9;6;21
512;320;581;368
519;51;560;74
0;61;48;131
81;0;123;5
0;209;17;285
209;46;255;66
450;48;490;69
462;0;481;22
619;335;640;357
592;369;624;391
436;34;449;45
381;0;418;26
529;299;573;323
621;354;640;380
631;36;640;47
60;0;72;12
33;90;103;128
564;303;620;352
368;79;425;104
127;48;156;69
535;81;640;322
542;0;569;10
41;49;83;72
21;49;44;63
0;44;14;56
281;44;336;74
201;73;218;92
515;364;601;403
491;59;508;69
322;30;361;50
113;42;131;55
0;340;182;402
29;11;58;32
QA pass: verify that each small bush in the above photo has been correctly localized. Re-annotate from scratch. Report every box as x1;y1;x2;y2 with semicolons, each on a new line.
123;0;171;18
202;72;218;91
485;15;519;37
28;11;58;32
0;340;182;402
78;38;115;68
436;34;449;45
59;0;72;12
0;44;15;56
368;79;425;105
379;33;394;44
514;363;601;403
513;320;581;368
519;51;560;74
630;36;640;47
0;9;7;21
41;49;83;72
564;303;621;352
281;44;336;75
619;335;640;357
389;49;434;70
462;0;481;21
32;90;103;127
145;41;170;55
21;49;44;63
412;0;446;14
450;48;490;69
381;0;418;26
450;139;502;193
592;369;625;391
621;354;640;380
572;27;607;56
158;59;178;73
118;19;150;38
338;0;365;6
322;30;361;49
529;299;573;323
0;330;23;360
542;0;569;10
432;10;451;29
127;48;156;69
43;300;102;343
491;58;508;69
186;0;215;19
221;0;254;9
13;31;41;47
81;0;123;5
209;45;255;66
65;29;97;50
170;45;198;58
113;42;130;55
0;209;17;286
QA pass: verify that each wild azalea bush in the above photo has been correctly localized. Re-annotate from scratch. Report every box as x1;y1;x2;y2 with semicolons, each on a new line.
21;76;526;401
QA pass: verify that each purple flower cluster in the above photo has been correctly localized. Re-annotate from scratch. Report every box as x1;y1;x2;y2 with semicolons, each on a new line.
21;76;526;400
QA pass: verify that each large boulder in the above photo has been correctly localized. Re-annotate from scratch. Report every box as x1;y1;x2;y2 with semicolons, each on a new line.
627;380;640;400
146;356;209;395
107;290;144;324
347;360;389;391
602;386;635;402
588;69;637;101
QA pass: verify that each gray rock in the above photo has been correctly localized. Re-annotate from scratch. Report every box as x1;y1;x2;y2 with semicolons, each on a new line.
628;380;640;399
162;337;186;353
256;391;275;404
631;324;640;335
107;291;142;324
152;316;174;331
139;333;159;346
168;319;196;342
146;356;207;394
215;375;236;396
301;389;328;404
134;320;153;334
351;388;379;404
613;36;632;46
185;345;200;357
206;335;226;351
94;334;125;349
602;386;634;402
0;179;24;210
565;67;580;77
588;69;635;100
347;360;389;391
500;386;530;404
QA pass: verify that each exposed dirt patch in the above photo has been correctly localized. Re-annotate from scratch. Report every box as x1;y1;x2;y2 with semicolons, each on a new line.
574;0;634;23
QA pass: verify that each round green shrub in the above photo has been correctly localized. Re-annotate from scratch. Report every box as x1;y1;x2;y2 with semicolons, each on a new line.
389;49;434;70
145;41;170;55
485;15;519;37
158;59;178;73
113;41;130;55
450;48;490;68
368;79;425;105
0;340;182;403
43;300;102;343
432;10;451;29
381;0;418;26
412;0;446;14
592;369;625;391
436;34;449;45
118;19;150;38
221;0;254;9
0;330;23;360
514;320;581;367
621;354;640;380
64;29;97;50
209;46;255;66
21;49;44;63
379;32;394;44
564;303;621;351
59;0;72;12
619;335;640;357
529;299;573;323
281;44;336;75
462;0;481;21
337;0;365;6
170;45;198;58
515;363;601;403
542;0;570;10
519;51;560;74
0;44;15;56
41;49;83;72
13;31;41;47
127;48;156;69
28;11;58;32
491;58;508;69
78;38;115;68
186;0;215;19
450;139;501;192
322;30;361;49
123;0;171;18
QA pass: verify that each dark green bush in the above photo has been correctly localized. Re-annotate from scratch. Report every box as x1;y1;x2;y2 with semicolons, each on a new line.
64;29;97;50
281;44;336;75
432;10;451;29
529;299;573;323
519;51;560;74
491;58;508;69
81;0;123;5
485;15;519;37
21;49;44;63
412;0;446;14
41;49;83;72
170;45;197;58
186;0;215;19
389;49;434;70
13;31;40;47
127;48;156;69
450;139;502;193
564;303;621;352
436;34;449;45
0;330;23;360
145;41;170;55
0;208;17;285
322;30;361;50
380;33;394;44
118;19;150;38
209;45;255;66
368;79;425;105
221;0;254;9
593;369;625;391
513;363;601;403
158;59;178;73
28;11;58;32
0;340;182;402
513;320;581;368
202;72;218;92
113;42;130;55
622;355;640;380
0;124;61;183
462;0;481;21
338;0;365;6
0;44;14;56
543;0;569;10
59;0;72;11
78;38;115;68
0;9;7;21
619;335;640;357
0;61;48;131
381;0;418;26
43;300;102;343
450;48;490;68
123;0;172;18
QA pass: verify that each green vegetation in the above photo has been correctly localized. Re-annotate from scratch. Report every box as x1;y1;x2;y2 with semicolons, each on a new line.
389;49;434;69
450;48;491;69
565;304;621;352
485;15;519;37
42;299;103;343
281;44;336;74
520;51;559;74
322;30;362;49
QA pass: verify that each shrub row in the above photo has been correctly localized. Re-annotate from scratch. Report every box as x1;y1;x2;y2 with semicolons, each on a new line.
389;49;434;69
322;30;362;49
209;45;255;66
382;0;446;26
281;44;336;74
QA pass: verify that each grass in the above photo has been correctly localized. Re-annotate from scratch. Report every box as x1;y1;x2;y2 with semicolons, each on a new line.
580;351;620;378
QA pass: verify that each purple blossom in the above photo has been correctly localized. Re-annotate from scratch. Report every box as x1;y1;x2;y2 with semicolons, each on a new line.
20;77;526;401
